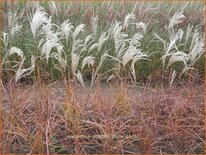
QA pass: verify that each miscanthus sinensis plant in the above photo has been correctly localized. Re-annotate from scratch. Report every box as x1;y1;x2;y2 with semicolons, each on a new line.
154;9;204;84
1;1;204;86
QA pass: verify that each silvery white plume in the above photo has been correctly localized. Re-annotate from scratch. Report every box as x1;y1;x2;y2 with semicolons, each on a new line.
72;24;85;40
41;17;60;41
71;53;80;76
122;46;148;67
166;51;189;70
9;47;24;60
61;20;74;43
130;33;143;47
124;14;136;27
70;40;84;76
97;32;109;51
136;22;147;34
88;43;98;53
84;34;94;46
113;22;128;54
1;32;9;47
51;52;67;71
188;32;204;65
71;39;84;54
41;39;62;63
122;50;136;67
159;29;184;68
167;29;183;52
15;56;36;82
75;70;85;87
116;42;127;59
131;52;148;84
83;34;94;50
11;23;22;37
169;10;185;29
28;7;48;37
122;46;148;83
82;56;95;70
88;32;109;53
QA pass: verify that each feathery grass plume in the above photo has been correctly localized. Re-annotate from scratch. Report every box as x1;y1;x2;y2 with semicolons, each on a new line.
88;43;98;53
1;33;9;47
71;53;80;77
167;29;184;54
71;39;84;54
70;39;84;76
28;6;48;37
136;22;147;34
112;21;128;54
91;16;98;37
38;38;45;49
81;34;94;52
10;24;22;37
155;29;184;69
170;70;176;87
41;17;60;41
71;39;84;74
188;32;204;65
122;48;137;67
9;47;24;60
123;23;147;67
169;10;185;29
72;24;85;40
123;46;148;83
60;20;74;43
84;34;94;47
89;32;109;53
51;52;67;71
112;20;147;81
81;56;95;70
116;42;127;59
124;14;136;28
75;70;85;87
15;56;36;82
50;45;67;71
166;51;189;71
97;32;109;51
130;33;143;48
41;38;62;63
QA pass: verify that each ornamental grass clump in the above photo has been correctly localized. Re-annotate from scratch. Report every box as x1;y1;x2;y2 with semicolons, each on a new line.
1;1;204;86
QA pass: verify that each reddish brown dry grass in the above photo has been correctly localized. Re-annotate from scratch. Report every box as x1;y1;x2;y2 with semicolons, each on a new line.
2;80;204;154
